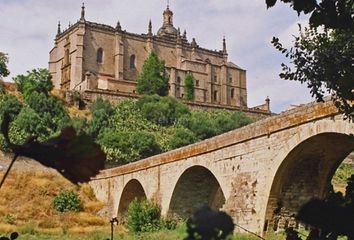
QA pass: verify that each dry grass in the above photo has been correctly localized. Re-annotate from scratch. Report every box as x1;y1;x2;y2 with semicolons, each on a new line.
0;171;109;235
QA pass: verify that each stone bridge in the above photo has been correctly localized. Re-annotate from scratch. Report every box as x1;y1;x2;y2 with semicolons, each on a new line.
90;99;354;234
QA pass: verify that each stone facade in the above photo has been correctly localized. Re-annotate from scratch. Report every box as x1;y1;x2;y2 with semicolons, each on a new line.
48;4;266;111
89;99;354;235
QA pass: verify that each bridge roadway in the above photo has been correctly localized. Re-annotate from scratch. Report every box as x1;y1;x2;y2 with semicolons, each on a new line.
90;99;354;234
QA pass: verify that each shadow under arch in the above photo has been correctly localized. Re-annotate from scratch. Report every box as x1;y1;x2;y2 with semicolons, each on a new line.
264;132;354;232
117;179;147;217
168;165;226;219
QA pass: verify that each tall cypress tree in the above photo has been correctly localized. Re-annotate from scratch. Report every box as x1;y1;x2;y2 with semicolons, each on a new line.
136;51;169;96
184;73;194;100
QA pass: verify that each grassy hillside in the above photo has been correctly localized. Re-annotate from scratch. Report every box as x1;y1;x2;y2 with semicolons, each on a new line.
0;171;108;236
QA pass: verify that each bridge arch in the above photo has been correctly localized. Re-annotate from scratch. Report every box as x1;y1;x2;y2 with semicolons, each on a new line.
168;165;226;219
117;179;147;217
264;132;354;232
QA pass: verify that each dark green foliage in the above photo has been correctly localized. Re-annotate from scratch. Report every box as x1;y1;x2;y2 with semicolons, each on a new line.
0;95;22;149
9;107;47;144
266;0;354;29
88;98;114;138
25;92;70;133
184;74;194;101
126;199;161;233
13;69;53;99
183;111;216;140
181;110;253;141
214;111;253;135
169;127;197;149
98;129;161;164
136;51;169;96
136;95;190;126
0;52;10;79
53;190;81;212
0;95;22;121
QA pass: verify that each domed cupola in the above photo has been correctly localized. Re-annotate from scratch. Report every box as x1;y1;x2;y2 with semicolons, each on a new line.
157;5;178;38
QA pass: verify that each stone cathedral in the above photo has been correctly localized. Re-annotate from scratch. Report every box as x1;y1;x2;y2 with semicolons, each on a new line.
49;4;270;112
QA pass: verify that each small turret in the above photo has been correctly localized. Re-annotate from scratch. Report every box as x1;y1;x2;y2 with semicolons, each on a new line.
116;21;122;31
183;30;187;40
222;36;228;63
80;2;85;21
222;36;227;54
57;21;61;35
191;38;197;48
148;19;152;36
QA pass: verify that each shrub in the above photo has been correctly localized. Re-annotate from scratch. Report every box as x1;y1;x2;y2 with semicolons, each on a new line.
169;127;197;149
53;190;81;213
137;95;190;126
126;199;161;233
3;214;15;224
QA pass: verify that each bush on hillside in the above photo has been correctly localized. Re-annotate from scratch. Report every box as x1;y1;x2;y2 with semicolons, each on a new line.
136;95;190;126
13;68;53;99
88;97;114;138
98;129;161;164
126;199;161;232
169;127;197;149
53;190;81;213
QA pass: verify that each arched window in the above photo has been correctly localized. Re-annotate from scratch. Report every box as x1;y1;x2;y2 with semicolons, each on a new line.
130;54;136;69
97;48;103;64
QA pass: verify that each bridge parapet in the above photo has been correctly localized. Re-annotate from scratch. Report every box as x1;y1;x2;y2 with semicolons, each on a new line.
95;98;339;179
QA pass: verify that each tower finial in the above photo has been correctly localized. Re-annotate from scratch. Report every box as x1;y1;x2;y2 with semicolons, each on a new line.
167;0;170;8
80;2;85;21
222;36;227;53
148;19;152;36
116;21;121;31
57;21;61;35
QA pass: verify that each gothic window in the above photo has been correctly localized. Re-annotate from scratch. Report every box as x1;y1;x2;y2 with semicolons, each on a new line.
130;54;136;69
213;90;218;101
64;49;70;65
231;88;235;98
229;77;233;83
214;76;217;82
177;76;181;85
97;48;103;64
196;80;199;86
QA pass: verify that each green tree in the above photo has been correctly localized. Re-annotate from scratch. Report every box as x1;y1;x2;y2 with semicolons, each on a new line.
98;129;161;164
169;127;197;149
184;73;195;101
136;95;190;126
13;68;53;99
26;91;70;134
0;52;10;79
0;95;22;122
267;0;354;120
88;97;114;138
136;51;169;96
9;107;47;144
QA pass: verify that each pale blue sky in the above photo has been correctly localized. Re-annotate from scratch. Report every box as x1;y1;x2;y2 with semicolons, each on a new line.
0;0;313;112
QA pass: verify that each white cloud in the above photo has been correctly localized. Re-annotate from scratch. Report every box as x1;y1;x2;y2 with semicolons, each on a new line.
0;0;313;112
